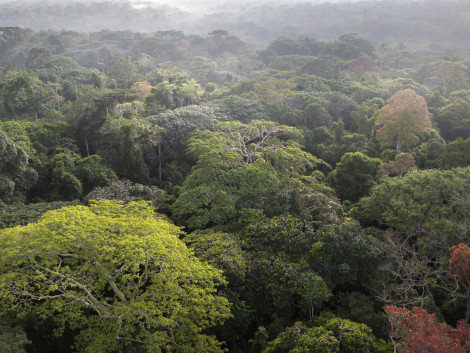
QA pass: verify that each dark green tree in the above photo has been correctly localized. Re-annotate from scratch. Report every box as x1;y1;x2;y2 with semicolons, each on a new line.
328;152;382;202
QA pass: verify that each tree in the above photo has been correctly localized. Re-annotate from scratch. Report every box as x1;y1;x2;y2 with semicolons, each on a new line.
443;137;470;168
100;47;114;74
0;71;52;121
296;273;331;319
0;130;37;203
264;317;384;353
376;89;431;152
377;153;416;179
109;56;138;89
84;179;165;208
420;60;469;97
214;120;292;164
350;57;377;80
147;105;228;184
26;47;52;69
449;244;470;325
0;321;30;353
338;33;375;57
176;78;204;107
354;168;470;313
98;117;163;183
130;81;151;101
171;120;326;228
184;230;246;288
210;95;270;124
49;150;117;200
303;95;330;128
328;152;382;202
264;322;339;353
385;305;470;353
308;221;382;289
0;201;80;229
435;91;470;141
67;87;138;156
0;200;231;352
184;230;249;351
301;58;340;80
289;92;357;129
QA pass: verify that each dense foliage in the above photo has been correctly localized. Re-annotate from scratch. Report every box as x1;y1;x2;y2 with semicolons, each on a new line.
1;4;470;351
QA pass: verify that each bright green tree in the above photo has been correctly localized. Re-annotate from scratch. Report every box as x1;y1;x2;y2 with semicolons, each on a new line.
264;317;386;353
0;200;231;352
176;78;204;107
264;322;339;353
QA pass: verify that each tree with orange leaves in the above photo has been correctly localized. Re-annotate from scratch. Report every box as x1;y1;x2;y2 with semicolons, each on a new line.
350;56;377;80
377;89;431;152
450;243;470;325
385;305;470;353
130;81;152;101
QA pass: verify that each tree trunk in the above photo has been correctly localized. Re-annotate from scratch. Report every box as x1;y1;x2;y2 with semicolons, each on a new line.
309;304;314;319
158;144;162;182
85;137;90;157
465;286;470;326
73;80;78;100
396;132;402;152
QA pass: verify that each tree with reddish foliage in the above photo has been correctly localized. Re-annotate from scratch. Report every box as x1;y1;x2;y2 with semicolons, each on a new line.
450;244;470;283
377;89;431;152
450;243;470;325
100;46;113;74
377;153;416;179
130;81;152;101
350;56;377;80
384;305;470;353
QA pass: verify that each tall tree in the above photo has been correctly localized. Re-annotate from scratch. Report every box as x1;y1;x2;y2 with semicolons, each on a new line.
385;305;470;353
449;243;470;325
376;89;431;152
0;201;231;352
171;120;326;229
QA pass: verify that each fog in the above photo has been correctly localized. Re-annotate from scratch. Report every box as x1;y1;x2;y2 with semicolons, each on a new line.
135;0;377;13
0;0;466;47
0;0;421;14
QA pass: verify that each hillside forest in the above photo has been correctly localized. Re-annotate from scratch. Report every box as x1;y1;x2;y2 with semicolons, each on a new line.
1;1;470;352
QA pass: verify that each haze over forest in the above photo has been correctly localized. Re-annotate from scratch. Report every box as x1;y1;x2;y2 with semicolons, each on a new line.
3;0;470;352
0;0;468;47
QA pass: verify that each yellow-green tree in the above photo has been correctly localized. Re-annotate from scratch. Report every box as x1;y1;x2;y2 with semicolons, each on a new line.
0;201;231;352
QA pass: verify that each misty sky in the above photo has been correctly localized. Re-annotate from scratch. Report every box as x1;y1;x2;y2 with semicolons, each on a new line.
0;0;389;14
122;0;382;11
